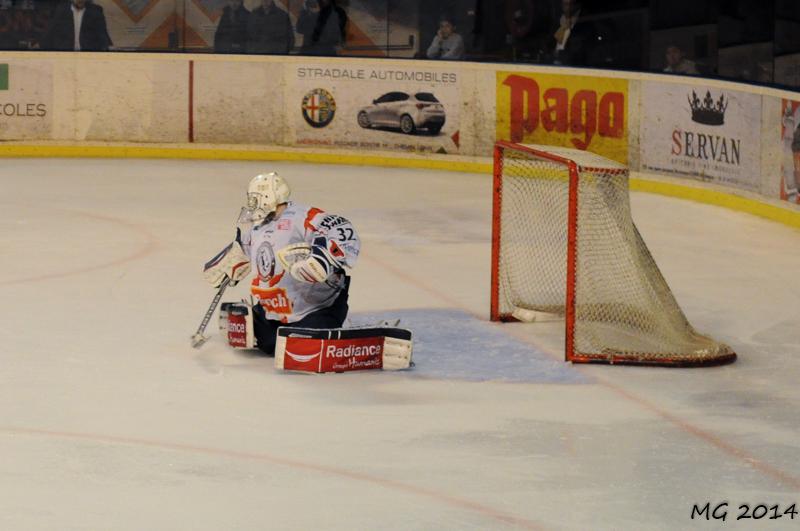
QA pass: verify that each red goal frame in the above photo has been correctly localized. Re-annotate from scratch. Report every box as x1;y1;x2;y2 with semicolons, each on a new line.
490;141;736;367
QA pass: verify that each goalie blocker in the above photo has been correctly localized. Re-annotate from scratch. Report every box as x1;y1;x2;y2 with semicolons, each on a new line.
219;304;413;372
275;327;413;373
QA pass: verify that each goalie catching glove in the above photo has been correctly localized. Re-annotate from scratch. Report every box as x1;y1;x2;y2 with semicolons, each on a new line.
284;237;346;284
204;241;251;288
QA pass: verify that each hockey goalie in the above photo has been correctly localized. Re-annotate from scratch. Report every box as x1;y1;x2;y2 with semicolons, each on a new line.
198;172;413;373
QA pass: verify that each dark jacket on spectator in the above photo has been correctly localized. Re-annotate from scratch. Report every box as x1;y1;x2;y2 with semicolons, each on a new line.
296;2;346;56
246;2;294;54
43;1;111;51
214;4;250;53
552;17;597;66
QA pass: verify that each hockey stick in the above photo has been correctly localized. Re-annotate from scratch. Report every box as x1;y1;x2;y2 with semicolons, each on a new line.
190;276;231;348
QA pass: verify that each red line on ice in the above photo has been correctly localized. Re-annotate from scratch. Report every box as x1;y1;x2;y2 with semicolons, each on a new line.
0;426;544;530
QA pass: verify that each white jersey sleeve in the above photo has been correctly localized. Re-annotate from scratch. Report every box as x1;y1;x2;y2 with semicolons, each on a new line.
237;226;252;256
302;208;360;269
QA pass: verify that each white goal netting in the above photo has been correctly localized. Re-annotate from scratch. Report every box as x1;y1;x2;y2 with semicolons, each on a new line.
491;142;735;366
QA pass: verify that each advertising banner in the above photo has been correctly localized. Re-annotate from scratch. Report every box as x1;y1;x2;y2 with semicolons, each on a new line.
291;63;461;154
0;61;52;140
100;0;193;50
640;81;761;192
100;0;419;55
495;71;629;164
780;99;800;204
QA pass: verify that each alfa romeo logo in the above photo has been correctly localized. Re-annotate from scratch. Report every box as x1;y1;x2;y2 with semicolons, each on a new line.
301;88;336;128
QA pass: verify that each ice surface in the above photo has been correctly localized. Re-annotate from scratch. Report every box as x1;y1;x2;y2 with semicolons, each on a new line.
0;158;798;530
351;309;586;384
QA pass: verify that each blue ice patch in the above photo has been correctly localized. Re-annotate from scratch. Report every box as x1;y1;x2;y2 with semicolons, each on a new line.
350;309;589;384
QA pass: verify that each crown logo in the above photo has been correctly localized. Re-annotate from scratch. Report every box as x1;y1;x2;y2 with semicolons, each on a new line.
688;90;727;126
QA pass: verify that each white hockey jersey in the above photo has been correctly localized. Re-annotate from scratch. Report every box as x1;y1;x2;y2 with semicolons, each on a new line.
240;202;360;323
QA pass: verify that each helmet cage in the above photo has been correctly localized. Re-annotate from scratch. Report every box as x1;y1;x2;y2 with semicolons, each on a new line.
243;172;290;224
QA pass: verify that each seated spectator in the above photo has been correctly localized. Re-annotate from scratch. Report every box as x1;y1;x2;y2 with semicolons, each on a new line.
43;0;111;51
0;0;45;50
551;0;594;66
296;0;347;56
426;16;464;60
247;0;294;54
663;45;699;75
214;0;250;54
790;120;800;200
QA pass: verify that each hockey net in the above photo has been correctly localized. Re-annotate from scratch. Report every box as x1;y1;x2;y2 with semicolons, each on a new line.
491;141;736;366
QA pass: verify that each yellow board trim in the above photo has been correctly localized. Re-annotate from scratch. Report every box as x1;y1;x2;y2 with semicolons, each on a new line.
630;179;800;230
1;143;798;229
0;144;492;174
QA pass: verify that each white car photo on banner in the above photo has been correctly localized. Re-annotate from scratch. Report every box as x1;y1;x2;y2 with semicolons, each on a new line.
357;91;446;135
292;64;461;154
640;81;761;192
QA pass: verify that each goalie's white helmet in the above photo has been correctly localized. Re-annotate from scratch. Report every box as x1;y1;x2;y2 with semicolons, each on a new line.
246;172;290;223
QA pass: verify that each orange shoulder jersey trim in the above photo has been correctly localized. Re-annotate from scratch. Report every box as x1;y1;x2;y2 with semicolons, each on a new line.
252;272;285;287
268;271;285;287
304;207;325;233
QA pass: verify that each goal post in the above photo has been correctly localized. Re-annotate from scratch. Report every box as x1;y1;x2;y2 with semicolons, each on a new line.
491;141;736;367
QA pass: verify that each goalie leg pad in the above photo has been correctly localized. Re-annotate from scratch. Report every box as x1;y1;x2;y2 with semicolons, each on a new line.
275;326;413;373
219;302;255;349
383;336;414;370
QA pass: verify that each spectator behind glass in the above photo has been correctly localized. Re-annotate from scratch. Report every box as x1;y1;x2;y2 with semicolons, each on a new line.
0;0;48;50
214;0;250;54
551;0;595;66
247;0;294;54
791;118;800;201
43;0;111;51
663;45;699;75
426;16;464;60
296;0;347;56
